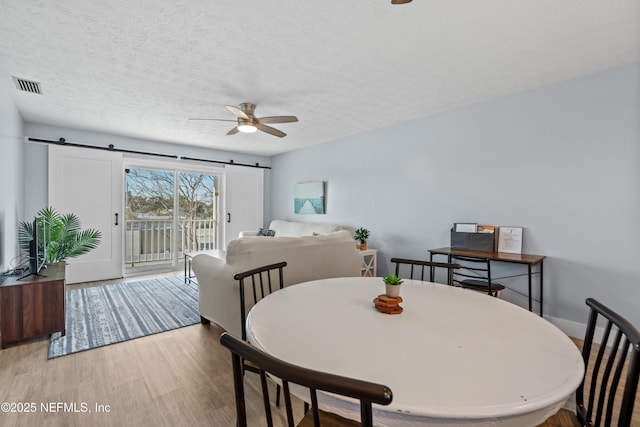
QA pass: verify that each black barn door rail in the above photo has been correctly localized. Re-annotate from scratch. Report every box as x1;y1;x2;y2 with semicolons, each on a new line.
26;137;271;170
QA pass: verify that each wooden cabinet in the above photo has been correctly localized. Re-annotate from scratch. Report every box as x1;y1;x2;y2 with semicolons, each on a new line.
0;262;65;348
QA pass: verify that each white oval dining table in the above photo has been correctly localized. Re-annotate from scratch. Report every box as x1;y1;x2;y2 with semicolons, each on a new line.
246;277;584;427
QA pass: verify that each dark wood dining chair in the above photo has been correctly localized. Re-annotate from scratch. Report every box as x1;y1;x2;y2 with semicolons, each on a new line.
449;254;505;297
234;261;287;406
390;257;460;285
541;298;640;427
220;332;393;427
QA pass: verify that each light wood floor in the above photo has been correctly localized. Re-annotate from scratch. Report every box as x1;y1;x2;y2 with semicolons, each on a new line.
537;337;640;427
1;273;638;426
0;272;305;427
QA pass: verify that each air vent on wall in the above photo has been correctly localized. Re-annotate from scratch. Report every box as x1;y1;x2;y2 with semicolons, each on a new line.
12;76;42;94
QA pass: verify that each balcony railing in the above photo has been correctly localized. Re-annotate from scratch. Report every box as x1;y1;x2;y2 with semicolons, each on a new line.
125;218;218;268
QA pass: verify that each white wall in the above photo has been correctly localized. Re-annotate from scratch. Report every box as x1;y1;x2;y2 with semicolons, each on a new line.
270;63;640;329
22;122;272;223
0;85;24;272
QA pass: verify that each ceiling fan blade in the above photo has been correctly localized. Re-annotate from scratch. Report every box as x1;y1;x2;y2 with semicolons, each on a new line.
257;116;299;124
227;127;240;135
225;105;249;119
256;123;286;138
189;118;237;122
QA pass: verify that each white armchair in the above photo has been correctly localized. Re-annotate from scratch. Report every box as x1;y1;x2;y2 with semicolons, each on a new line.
192;230;362;337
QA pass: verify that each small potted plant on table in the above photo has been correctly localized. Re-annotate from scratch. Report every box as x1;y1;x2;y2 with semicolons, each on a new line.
354;227;370;250
383;274;403;298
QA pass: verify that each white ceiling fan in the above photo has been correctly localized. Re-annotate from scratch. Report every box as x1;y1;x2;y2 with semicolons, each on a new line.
189;103;298;138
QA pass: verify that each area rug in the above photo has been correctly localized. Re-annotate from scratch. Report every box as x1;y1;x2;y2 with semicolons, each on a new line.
48;275;199;359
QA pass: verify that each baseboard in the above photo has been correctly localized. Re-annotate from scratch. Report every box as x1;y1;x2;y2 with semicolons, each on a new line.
544;315;585;339
545;314;613;347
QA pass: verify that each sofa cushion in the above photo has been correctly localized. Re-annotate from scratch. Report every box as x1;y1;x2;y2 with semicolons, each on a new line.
228;230;353;269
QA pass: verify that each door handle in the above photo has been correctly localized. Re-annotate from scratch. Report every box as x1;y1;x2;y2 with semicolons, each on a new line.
115;213;119;226
227;213;231;223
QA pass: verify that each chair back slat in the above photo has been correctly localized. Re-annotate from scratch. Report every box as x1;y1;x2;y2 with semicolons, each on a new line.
390;257;459;285
282;381;295;427
450;255;491;284
605;338;631;426
578;305;600;412
259;271;270;299
360;401;373;426
252;276;259;304
310;388;320;427
593;329;623;426
220;332;393;427
576;298;640;427
259;370;274;427
238;280;248;341
234;261;287;341
449;255;506;297
620;350;640;426
230;351;248;427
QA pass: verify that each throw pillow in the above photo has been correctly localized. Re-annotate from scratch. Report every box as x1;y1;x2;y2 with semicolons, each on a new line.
257;228;276;237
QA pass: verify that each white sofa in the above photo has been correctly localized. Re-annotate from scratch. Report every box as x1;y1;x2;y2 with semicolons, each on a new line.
239;219;344;238
192;230;362;337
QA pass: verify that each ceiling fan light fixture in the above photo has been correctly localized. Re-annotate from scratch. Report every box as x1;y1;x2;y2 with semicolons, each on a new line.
237;124;257;133
192;102;297;138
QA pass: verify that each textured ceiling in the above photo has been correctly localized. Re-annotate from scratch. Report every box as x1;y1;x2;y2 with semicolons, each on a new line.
0;0;638;156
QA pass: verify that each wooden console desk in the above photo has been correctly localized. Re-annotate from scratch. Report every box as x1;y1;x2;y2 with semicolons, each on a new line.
0;262;66;349
429;247;546;316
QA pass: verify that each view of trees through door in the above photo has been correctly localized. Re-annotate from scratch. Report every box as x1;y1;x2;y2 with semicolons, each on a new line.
124;167;219;273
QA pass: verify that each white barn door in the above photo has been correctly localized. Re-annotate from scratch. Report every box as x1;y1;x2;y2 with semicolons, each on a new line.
49;145;123;283
224;165;264;248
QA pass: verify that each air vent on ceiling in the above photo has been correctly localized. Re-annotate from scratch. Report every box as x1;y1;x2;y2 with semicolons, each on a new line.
13;77;42;94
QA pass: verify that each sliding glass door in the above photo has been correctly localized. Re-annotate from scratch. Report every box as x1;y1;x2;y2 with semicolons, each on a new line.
124;166;219;274
178;172;218;252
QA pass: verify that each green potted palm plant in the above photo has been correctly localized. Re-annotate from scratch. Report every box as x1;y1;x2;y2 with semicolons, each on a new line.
19;206;102;264
354;227;370;250
382;274;403;298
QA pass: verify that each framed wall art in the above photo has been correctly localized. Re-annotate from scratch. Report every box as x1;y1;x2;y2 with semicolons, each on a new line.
294;181;325;214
